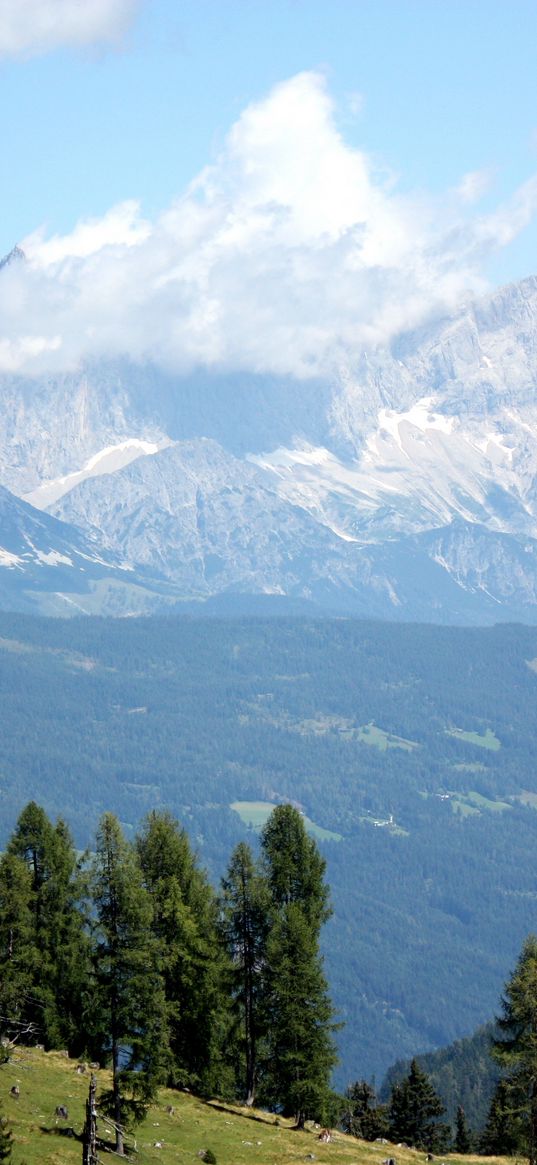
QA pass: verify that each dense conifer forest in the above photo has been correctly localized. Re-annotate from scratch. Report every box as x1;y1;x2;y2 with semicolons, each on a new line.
2;797;537;1162
3;613;537;1085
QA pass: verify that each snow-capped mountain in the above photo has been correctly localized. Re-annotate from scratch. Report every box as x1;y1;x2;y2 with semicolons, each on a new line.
3;272;537;620
0;484;170;615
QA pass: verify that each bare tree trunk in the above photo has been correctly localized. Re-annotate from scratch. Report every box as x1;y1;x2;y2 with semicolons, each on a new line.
82;1075;98;1165
113;1036;124;1156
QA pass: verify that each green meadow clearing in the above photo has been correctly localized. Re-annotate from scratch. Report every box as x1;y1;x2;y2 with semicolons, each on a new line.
0;1048;510;1165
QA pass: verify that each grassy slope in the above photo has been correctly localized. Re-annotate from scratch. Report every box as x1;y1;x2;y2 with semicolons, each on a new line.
1;1048;506;1165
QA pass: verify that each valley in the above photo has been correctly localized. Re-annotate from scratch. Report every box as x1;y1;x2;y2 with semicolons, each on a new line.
1;613;537;1085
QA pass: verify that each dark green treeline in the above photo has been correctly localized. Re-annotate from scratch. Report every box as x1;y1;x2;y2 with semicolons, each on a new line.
0;801;337;1154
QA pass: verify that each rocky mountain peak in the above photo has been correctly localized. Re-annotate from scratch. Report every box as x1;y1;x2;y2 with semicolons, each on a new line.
2;274;537;619
0;244;26;271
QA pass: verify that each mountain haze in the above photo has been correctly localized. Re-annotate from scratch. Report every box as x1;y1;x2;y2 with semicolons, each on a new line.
2;271;537;618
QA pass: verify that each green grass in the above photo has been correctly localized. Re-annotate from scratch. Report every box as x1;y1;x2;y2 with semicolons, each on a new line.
230;801;342;842
356;723;419;752
247;705;419;754
0;1047;509;1165
514;790;537;809
450;798;480;817
450;790;511;817
465;791;510;812
446;727;501;751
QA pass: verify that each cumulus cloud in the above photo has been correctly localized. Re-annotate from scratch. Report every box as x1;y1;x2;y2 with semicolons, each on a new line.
2;72;537;378
0;0;140;58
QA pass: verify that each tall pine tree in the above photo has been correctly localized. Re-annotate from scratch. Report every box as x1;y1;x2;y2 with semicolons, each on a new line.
342;1080;388;1141
259;805;337;1127
388;1059;448;1151
480;1078;522;1155
220;841;269;1104
0;852;36;1041
492;933;537;1165
454;1105;471;1152
6;803;89;1051
136;810;232;1098
91;813;169;1155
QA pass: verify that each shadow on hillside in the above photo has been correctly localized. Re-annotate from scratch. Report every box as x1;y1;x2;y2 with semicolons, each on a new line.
206;1101;302;1130
40;1126;137;1159
39;1124;83;1142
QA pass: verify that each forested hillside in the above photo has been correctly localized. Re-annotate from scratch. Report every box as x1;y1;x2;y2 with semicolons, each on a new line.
2;614;537;1082
381;1024;500;1131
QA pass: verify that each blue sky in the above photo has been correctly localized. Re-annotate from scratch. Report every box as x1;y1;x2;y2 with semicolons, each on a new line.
1;0;537;377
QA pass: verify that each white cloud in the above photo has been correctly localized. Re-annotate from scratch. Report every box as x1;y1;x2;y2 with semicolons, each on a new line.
24;202;152;264
456;168;494;204
0;0;140;59
2;71;537;378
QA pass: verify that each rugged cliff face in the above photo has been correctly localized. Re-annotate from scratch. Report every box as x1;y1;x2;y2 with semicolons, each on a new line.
2;275;537;619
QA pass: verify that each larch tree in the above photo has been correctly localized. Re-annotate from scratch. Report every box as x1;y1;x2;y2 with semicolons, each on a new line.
220;841;269;1105
0;851;36;1041
6;802;89;1051
259;805;338;1127
136;809;232;1098
493;933;537;1165
91;813;169;1156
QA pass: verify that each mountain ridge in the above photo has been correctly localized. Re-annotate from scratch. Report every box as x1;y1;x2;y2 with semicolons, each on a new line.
3;274;537;618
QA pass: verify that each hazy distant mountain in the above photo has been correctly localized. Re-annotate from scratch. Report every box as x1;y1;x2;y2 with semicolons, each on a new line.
3;274;537;618
0;482;178;616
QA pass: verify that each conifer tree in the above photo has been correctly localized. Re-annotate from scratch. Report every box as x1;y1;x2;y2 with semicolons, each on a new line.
259;805;337;1127
5;803;89;1051
454;1105;471;1152
0;852;36;1040
220;841;269;1104
261;803;331;927
492;933;537;1164
136;809;232;1098
479;1078;521;1156
388;1059;448;1151
91;813;169;1155
342;1080;388;1141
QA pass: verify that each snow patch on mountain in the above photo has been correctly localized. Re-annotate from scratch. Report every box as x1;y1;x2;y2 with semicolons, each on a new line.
25;544;73;567
24;438;169;509
371;398;455;452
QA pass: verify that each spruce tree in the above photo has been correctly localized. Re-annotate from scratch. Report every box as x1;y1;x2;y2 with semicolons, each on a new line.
492;933;537;1164
259;805;337;1127
342;1080;388;1141
479;1079;521;1156
388;1059;448;1151
454;1105;471;1152
136;809;232;1098
220;841;269;1105
91;813;169;1155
